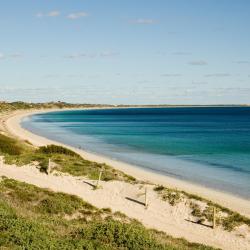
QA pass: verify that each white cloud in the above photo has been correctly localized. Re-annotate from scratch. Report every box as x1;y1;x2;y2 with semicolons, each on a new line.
65;53;96;59
188;60;208;66
204;73;231;77
131;18;157;24
234;60;250;64
0;53;23;60
191;81;208;85
47;11;60;17
36;12;44;18
161;74;182;77
36;10;60;18
172;52;191;56
100;51;118;57
65;51;118;59
9;53;22;58
67;12;89;20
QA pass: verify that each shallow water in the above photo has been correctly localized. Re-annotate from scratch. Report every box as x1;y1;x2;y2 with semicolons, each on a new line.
22;107;250;199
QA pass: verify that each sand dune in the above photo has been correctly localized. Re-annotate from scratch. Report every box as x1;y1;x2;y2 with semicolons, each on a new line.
1;163;250;250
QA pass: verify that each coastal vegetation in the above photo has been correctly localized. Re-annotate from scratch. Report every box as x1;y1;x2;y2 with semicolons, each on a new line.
0;134;23;155
0;177;217;250
0;101;112;113
1;101;246;114
154;185;250;231
0;133;136;183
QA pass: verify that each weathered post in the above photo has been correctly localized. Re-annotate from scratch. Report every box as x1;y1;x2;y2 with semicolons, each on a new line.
47;158;51;175
145;187;148;209
0;156;4;168
96;167;104;189
213;207;216;229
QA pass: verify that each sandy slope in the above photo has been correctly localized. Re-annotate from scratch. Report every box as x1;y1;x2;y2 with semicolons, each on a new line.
0;109;250;249
1;163;250;250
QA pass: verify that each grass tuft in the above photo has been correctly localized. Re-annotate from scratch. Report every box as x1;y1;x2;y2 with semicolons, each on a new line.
154;185;250;231
0;134;23;155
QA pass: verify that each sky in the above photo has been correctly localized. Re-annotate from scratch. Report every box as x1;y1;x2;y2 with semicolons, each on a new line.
0;0;250;105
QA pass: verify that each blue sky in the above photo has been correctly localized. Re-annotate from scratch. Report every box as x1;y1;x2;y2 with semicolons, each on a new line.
0;0;250;104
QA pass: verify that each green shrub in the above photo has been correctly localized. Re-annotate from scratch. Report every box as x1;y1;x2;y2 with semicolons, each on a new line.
190;202;203;218
0;178;95;216
0;200;56;250
73;220;166;249
38;192;88;215
0;134;23;155
222;213;245;231
154;186;182;206
38;145;80;157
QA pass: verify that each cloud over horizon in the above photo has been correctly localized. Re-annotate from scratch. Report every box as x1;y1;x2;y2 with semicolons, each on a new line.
65;51;118;59
161;74;182;77
67;12;89;19
0;53;23;60
36;10;60;18
204;73;231;77
188;60;208;66
234;60;250;64
35;10;89;20
130;18;157;24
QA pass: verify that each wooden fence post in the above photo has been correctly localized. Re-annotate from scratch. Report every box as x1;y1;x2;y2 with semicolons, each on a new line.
213;207;216;229
145;187;149;208
47;158;51;175
96;167;104;189
0;156;3;168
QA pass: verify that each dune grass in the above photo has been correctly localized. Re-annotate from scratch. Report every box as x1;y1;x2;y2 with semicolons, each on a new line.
0;178;217;250
38;145;81;157
0;132;136;183
0;134;24;156
5;148;136;183
154;185;250;231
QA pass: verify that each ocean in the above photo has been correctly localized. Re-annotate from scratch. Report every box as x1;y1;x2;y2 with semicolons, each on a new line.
22;107;250;199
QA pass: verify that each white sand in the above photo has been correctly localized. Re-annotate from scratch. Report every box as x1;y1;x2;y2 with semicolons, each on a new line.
1;109;250;250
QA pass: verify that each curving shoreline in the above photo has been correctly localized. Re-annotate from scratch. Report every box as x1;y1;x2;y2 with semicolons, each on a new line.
4;108;250;217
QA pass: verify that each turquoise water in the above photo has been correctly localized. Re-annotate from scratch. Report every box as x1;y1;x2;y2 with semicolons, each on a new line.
22;107;250;199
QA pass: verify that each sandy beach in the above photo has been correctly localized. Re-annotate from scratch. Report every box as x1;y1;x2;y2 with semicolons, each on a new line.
1;108;250;250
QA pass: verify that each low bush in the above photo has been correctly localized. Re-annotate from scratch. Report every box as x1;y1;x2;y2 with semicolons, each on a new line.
38;145;80;157
0;134;23;155
73;220;166;249
154;186;182;206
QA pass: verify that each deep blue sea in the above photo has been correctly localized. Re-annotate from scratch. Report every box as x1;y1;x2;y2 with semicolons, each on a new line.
22;107;250;199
